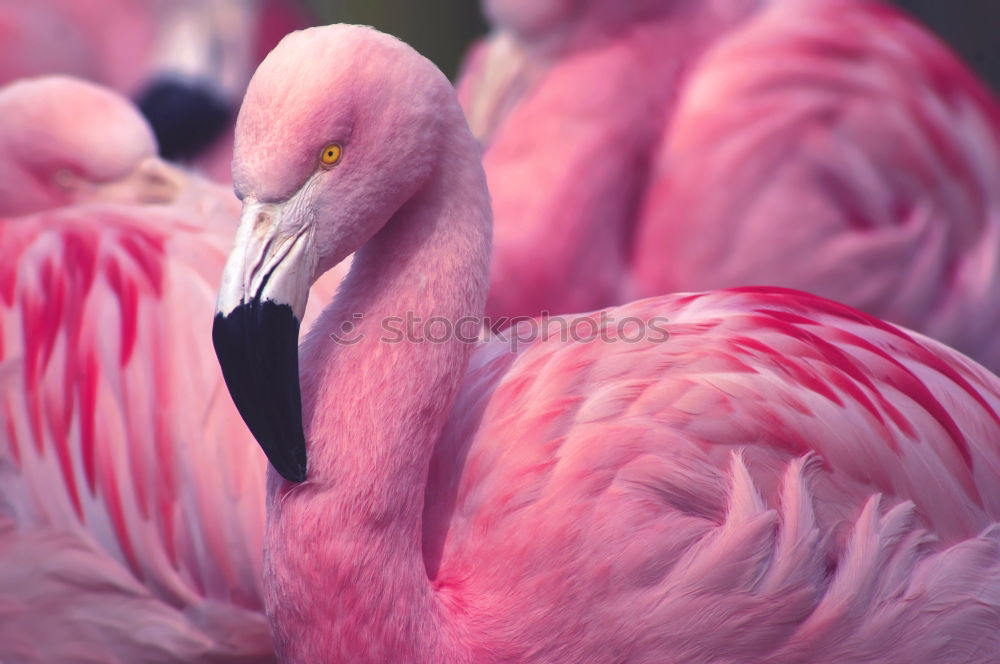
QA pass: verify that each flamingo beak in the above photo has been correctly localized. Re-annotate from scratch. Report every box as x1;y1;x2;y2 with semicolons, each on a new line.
212;198;318;483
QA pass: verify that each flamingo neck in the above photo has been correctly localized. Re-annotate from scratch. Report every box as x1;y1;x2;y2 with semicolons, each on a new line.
263;123;490;663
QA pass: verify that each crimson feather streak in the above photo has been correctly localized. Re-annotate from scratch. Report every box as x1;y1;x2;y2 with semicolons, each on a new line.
0;75;345;663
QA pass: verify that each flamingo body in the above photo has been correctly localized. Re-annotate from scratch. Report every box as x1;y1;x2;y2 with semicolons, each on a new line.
459;0;1000;372
425;292;1000;662
459;0;757;325
633;0;1000;373
0;75;343;662
0;205;274;663
0;208;344;663
213;25;1000;663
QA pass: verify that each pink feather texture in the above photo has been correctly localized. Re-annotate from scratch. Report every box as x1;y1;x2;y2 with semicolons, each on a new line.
0;0;312;183
0;76;343;662
219;25;1000;663
459;0;1000;374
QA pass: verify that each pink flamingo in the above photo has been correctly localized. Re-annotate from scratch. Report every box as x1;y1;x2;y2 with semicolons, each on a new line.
0;75;343;662
631;0;1000;374
213;25;1000;663
459;0;1000;374
459;0;760;324
0;204;275;662
0;76;182;216
0;0;313;178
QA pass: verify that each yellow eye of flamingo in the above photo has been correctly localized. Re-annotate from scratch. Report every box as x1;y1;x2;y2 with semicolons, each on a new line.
320;143;343;166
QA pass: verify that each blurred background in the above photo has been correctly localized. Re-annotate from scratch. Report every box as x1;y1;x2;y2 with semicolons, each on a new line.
894;0;999;90
2;1;998;88
307;0;998;87
2;0;997;179
305;0;1000;90
303;0;488;79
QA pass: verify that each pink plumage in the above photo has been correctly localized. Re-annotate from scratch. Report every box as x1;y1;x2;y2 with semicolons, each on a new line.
633;0;1000;374
0;76;268;663
212;25;1000;663
0;76;343;662
460;0;759;325
0;0;313;183
0;77;164;216
460;0;1000;374
0;206;274;662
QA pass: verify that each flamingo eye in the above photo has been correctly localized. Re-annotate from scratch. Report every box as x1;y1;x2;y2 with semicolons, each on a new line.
320;143;343;166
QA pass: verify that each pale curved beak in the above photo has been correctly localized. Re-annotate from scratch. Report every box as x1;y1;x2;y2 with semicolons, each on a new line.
212;199;318;483
87;156;185;206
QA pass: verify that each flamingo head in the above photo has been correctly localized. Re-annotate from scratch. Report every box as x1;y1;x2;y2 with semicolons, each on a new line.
214;24;457;482
0;76;185;216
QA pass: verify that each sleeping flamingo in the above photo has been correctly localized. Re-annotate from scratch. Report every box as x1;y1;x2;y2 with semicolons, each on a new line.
0;0;313;178
0;204;276;663
213;25;1000;663
0;76;177;216
459;0;1000;374
0;75;342;662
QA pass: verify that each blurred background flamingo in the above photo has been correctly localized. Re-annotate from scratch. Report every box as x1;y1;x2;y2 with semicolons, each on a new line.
458;0;760;321
0;0;311;181
0;76;344;662
0;76;170;216
460;0;1000;374
632;0;1000;373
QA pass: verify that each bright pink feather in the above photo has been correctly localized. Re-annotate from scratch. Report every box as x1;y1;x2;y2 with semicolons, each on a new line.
0;206;275;661
459;0;1000;374
633;0;1000;373
0;76;344;663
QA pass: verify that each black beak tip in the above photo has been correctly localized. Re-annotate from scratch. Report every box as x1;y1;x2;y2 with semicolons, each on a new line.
212;302;308;484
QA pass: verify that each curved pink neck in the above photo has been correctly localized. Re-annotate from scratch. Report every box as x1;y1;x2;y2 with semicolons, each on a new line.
263;122;491;662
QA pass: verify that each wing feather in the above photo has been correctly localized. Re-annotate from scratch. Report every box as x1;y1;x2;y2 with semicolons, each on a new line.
437;288;1000;571
0;204;269;629
633;0;1000;373
431;289;1000;659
